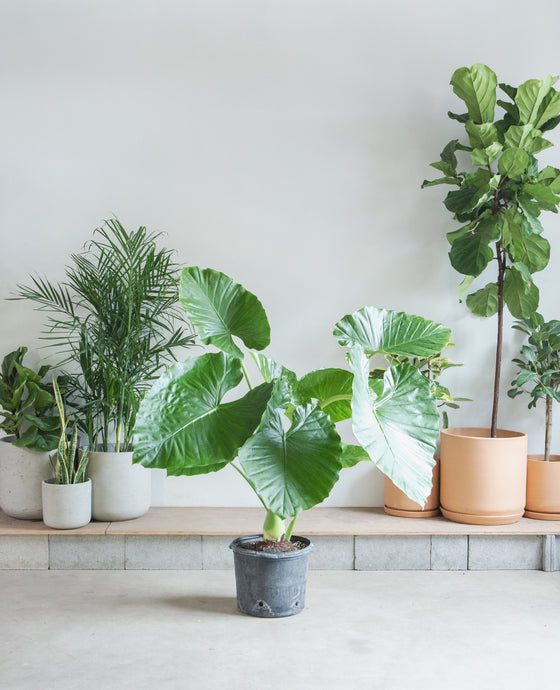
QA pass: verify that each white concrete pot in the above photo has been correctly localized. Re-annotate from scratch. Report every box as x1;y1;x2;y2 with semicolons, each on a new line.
86;450;151;521
42;478;92;529
0;437;53;519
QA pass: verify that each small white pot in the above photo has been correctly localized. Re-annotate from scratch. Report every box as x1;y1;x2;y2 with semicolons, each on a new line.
0;437;53;519
86;450;151;521
42;479;92;529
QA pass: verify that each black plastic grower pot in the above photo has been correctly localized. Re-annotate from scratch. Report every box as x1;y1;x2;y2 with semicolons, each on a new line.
229;534;314;618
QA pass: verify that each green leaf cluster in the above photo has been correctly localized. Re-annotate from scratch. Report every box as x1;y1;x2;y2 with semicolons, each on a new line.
16;219;195;451
0;347;61;451
423;64;560;320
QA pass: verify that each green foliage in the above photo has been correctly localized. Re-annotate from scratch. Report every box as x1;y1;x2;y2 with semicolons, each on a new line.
16;219;194;451
0;347;60;451
49;379;89;484
508;314;560;458
133;269;454;533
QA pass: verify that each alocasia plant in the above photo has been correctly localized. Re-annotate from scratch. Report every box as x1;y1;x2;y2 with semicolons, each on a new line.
423;64;560;436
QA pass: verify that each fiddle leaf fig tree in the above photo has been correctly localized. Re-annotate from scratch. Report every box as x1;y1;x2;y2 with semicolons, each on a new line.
133;268;453;535
423;64;560;436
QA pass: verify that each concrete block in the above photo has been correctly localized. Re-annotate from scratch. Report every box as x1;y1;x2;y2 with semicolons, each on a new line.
202;536;235;569
355;535;431;570
308;536;355;570
468;536;542;570
49;535;125;569
0;535;48;569
542;535;556;572
430;535;468;570
126;535;202;570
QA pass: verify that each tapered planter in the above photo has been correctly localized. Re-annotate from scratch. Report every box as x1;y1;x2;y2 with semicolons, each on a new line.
525;455;560;520
86;450;151;521
440;428;527;525
0;437;53;519
42;479;92;529
230;535;313;618
384;456;440;518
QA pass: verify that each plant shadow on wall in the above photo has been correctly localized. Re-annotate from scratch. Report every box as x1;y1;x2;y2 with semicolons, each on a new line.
15;218;195;520
132;267;452;616
423;63;560;525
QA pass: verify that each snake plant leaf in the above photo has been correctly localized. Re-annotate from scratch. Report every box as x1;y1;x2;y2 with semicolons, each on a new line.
133;352;273;475
297;368;353;423
348;344;438;507
334;307;452;359
179;267;270;358
238;381;343;520
451;64;498;124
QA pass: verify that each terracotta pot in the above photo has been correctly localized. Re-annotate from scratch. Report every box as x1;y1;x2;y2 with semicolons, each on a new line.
525;455;560;520
440;427;527;525
384;457;440;518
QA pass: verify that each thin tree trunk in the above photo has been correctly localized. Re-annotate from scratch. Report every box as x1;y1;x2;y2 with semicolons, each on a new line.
545;394;552;462
491;244;505;438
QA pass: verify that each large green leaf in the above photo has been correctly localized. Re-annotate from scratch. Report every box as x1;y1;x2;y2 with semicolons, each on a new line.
133;352;273;475
451;64;497;124
298;368;353;423
506;216;550;273
334;307;451;359
498;148;529;177
444;186;489;215
179;267;270;358
515;75;560;128
504;124;553;154
348;345;438;507
466;283;499;317
448;216;501;277
523;183;560;213
238;382;342;519
503;266;539;318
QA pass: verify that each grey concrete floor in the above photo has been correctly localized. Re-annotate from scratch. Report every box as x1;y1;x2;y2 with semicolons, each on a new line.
1;570;559;690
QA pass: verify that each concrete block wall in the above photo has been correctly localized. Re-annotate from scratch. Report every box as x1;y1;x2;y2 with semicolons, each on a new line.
1;534;558;571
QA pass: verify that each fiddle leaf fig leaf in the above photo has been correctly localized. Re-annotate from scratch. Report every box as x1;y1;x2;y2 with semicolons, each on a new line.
509;222;550;273
334;307;452;359
133;352;273;475
448;216;501;277
179;267;270;358
498;148;529;177
297;368;353;423
471;142;502;167
451;64;498;124
238;381;342;520
515;75;560;128
466;283;499;317
523;183;560;213
518;203;545;235
465;121;499;149
444;186;489;215
503;266;539;318
348;345;438;508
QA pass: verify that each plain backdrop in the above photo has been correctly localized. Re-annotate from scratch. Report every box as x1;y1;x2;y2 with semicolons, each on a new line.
1;0;559;506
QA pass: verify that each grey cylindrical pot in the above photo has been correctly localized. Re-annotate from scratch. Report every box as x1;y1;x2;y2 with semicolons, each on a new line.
229;534;313;618
0;437;53;519
42;479;92;529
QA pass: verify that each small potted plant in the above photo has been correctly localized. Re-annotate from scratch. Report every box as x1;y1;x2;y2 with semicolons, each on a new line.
133;268;451;616
0;347;60;519
423;63;560;524
16;219;194;521
508;313;560;519
42;380;91;530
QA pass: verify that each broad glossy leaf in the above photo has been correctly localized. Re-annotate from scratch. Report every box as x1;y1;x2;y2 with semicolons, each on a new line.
449;217;500;277
504;124;553;154
523;183;560;213
238;382;342;519
253;353;297;387
515;75;560;128
504;267;539;319
340;443;370;468
508;221;550;273
334;307;451;359
466;283;499;317
298;368;353;423
179;267;270;357
421;177;461;188
451;64;497;124
348;345;438;507
498;148;529;177
471;142;502;167
465;121;499;149
457;275;475;301
518;203;544;235
133;352;273;475
444;186;489;215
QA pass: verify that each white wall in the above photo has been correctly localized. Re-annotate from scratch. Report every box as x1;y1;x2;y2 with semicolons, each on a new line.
1;0;560;507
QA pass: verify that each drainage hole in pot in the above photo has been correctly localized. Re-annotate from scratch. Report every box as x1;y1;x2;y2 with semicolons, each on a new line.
258;601;264;607
295;601;299;607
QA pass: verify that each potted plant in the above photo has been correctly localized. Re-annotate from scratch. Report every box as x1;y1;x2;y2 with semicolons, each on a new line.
16;218;194;520
133;268;451;616
508;313;560;519
42;380;91;529
423;63;560;524
0;347;60;519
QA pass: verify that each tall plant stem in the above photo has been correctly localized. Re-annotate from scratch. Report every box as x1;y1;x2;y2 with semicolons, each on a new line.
241;361;253;390
491;243;506;438
545;395;553;462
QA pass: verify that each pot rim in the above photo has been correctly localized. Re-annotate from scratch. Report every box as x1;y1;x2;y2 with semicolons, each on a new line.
441;427;527;440
527;454;560;463
42;477;92;487
229;534;313;559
